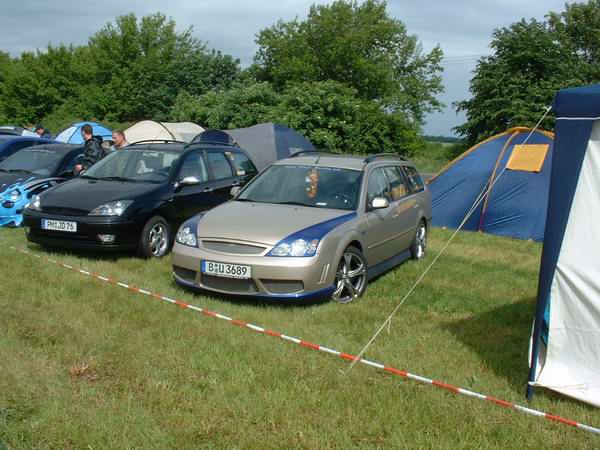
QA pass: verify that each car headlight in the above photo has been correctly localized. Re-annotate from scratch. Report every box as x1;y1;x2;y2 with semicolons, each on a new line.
5;189;21;203
28;194;41;211
176;226;198;247
268;238;319;257
89;200;133;216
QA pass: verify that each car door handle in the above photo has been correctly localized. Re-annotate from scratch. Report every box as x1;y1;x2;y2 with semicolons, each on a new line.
232;181;241;187
204;187;213;193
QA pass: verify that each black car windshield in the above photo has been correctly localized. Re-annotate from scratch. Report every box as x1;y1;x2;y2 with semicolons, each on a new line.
0;147;65;176
84;149;181;183
238;165;362;210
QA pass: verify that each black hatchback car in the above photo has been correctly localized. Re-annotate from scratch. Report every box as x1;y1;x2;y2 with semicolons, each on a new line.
23;140;258;257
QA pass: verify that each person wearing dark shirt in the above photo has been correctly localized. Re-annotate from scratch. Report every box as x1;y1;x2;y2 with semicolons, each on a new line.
75;124;106;172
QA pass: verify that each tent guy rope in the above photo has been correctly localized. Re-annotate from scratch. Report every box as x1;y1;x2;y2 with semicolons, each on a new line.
346;107;553;374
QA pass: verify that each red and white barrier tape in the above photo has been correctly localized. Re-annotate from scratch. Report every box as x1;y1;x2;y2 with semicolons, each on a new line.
10;245;600;436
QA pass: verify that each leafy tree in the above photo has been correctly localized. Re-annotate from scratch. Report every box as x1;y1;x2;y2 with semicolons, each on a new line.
87;13;240;122
454;19;582;144
547;0;600;82
253;0;443;123
170;82;281;129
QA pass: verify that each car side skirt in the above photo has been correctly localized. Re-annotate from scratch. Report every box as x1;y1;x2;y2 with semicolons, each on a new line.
367;249;412;281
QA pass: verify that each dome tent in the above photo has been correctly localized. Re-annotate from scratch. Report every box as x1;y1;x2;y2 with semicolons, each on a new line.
124;121;204;144
428;127;554;241
192;123;315;171
55;121;112;144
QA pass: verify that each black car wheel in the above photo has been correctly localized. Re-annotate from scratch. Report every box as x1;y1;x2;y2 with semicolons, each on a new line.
138;216;171;258
332;246;367;303
410;220;427;260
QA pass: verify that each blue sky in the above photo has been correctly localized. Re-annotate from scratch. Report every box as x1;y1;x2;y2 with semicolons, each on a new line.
0;0;572;135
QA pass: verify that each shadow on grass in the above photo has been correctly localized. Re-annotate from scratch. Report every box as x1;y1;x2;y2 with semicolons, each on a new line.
445;297;534;390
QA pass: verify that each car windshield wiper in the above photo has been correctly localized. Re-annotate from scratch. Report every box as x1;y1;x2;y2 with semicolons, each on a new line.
7;169;32;174
274;201;315;208
235;197;258;202
98;176;137;183
79;174;98;180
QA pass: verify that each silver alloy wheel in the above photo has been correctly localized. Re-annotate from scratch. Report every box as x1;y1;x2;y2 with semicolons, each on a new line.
332;250;367;303
149;223;168;256
415;223;427;259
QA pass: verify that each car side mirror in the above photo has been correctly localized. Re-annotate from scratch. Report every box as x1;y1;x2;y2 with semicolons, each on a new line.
175;176;202;192
371;197;389;210
230;186;241;197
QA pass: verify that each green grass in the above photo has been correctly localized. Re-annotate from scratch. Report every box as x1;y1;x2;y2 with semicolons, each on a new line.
1;228;599;448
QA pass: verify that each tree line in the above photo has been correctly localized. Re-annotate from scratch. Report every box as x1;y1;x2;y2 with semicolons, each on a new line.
0;1;443;157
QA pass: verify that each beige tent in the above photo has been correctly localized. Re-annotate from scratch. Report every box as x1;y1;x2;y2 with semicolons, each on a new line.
124;121;204;144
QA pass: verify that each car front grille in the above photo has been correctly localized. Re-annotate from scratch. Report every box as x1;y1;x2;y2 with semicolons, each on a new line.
201;240;266;255
201;274;259;294
41;206;90;216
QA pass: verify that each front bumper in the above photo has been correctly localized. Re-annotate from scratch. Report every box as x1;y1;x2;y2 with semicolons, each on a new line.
0;213;23;227
171;241;336;300
23;210;141;251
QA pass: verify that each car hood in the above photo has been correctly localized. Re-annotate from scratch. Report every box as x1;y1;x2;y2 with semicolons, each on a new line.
39;177;160;213
196;201;354;246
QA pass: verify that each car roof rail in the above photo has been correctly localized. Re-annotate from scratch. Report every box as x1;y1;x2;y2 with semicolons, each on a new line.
129;139;186;145
186;140;238;148
289;150;340;158
363;153;407;164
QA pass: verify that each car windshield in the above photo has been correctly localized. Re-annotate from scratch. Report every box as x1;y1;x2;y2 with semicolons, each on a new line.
83;149;181;183
0;147;65;176
238;164;362;210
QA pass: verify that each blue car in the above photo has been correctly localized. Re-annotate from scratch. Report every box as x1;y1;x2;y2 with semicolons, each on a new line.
0;135;55;163
0;143;83;227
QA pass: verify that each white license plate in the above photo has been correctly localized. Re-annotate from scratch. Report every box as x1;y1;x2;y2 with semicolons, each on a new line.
41;219;77;232
201;260;251;279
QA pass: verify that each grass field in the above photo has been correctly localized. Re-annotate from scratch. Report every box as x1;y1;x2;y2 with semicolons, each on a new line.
1;227;599;448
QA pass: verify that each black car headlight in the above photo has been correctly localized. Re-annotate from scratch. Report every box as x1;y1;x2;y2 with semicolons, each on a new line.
89;200;133;216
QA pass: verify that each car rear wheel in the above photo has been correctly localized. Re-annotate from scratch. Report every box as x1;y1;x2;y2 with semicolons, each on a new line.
138;216;170;259
332;246;367;303
410;220;427;260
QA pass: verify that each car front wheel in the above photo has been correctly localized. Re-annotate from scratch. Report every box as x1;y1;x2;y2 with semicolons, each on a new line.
332;246;367;303
138;216;171;259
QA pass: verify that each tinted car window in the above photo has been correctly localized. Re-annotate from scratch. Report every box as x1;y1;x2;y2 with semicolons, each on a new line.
206;152;234;180
383;166;408;201
1;140;37;160
85;149;182;183
0;147;64;175
366;168;391;204
225;151;256;176
177;152;208;181
403;166;425;193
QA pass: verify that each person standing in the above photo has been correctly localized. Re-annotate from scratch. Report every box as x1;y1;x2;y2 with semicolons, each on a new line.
34;124;52;139
110;130;129;151
75;124;106;173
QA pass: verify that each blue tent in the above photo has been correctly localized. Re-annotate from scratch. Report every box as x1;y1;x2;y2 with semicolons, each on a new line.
55;121;112;144
528;85;600;407
428;127;554;241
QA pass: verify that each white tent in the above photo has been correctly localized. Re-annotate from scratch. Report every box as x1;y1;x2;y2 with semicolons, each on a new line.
124;121;204;144
528;84;600;407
